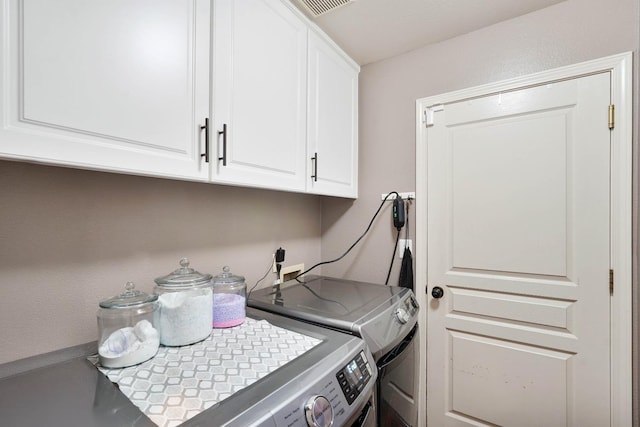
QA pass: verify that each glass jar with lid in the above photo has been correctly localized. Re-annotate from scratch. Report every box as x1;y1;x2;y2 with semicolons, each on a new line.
153;257;213;346
212;266;246;328
97;282;160;368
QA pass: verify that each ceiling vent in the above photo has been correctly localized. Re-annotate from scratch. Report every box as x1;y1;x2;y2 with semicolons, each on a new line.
295;0;353;17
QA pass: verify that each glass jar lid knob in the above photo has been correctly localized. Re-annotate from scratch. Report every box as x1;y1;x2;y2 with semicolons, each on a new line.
99;281;158;308
123;281;135;294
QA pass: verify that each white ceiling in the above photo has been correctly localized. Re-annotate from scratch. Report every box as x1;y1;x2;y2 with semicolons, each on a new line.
292;0;565;65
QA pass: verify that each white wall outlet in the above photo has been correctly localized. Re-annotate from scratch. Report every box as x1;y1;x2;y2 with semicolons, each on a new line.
398;239;412;258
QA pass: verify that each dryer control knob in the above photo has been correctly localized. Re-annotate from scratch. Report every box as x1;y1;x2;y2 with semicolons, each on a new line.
304;395;333;427
395;307;410;324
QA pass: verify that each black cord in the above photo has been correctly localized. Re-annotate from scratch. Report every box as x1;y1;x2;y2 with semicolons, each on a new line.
384;228;401;285
294;191;400;280
247;256;275;297
300;283;349;312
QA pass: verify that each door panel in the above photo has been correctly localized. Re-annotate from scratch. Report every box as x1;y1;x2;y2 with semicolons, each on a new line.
450;332;571;427
212;0;307;191
451;112;568;276
449;288;573;329
427;73;611;426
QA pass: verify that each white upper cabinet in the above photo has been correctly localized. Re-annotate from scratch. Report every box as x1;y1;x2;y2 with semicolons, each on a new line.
212;0;308;192
307;30;359;198
0;0;359;197
0;0;211;181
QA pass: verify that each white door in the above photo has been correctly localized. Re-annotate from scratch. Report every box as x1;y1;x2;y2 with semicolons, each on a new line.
0;0;210;181
212;0;308;192
425;72;612;426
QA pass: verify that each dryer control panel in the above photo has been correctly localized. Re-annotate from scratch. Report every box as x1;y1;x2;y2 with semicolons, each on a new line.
336;350;373;405
269;344;376;427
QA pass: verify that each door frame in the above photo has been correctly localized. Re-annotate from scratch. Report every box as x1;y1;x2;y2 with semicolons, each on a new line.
415;52;633;426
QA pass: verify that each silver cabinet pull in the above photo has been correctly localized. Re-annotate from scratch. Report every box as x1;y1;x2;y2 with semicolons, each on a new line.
200;118;209;163
311;152;318;181
218;123;227;166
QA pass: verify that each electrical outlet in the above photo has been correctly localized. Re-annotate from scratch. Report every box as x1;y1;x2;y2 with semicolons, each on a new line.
398;239;412;258
280;263;304;283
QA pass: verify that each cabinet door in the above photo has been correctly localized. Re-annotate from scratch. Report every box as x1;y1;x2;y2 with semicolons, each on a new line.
307;31;359;198
213;0;307;192
0;0;210;181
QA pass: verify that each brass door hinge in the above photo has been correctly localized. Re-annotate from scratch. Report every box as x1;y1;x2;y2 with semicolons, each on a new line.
608;104;615;130
609;269;614;295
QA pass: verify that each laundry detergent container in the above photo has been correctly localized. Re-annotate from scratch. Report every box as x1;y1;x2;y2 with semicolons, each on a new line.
212;266;246;328
154;258;213;346
97;282;160;368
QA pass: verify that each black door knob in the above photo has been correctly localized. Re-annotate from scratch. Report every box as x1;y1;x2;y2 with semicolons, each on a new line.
431;286;444;299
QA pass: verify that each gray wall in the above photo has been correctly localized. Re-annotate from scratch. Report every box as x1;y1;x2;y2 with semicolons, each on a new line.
0;161;322;364
320;0;639;423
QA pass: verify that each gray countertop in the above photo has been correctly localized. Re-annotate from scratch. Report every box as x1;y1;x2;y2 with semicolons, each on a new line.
0;356;154;427
0;308;369;427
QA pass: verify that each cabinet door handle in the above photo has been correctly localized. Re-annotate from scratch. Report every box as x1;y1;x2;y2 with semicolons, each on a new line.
311;152;318;181
218;123;227;166
200;118;209;163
